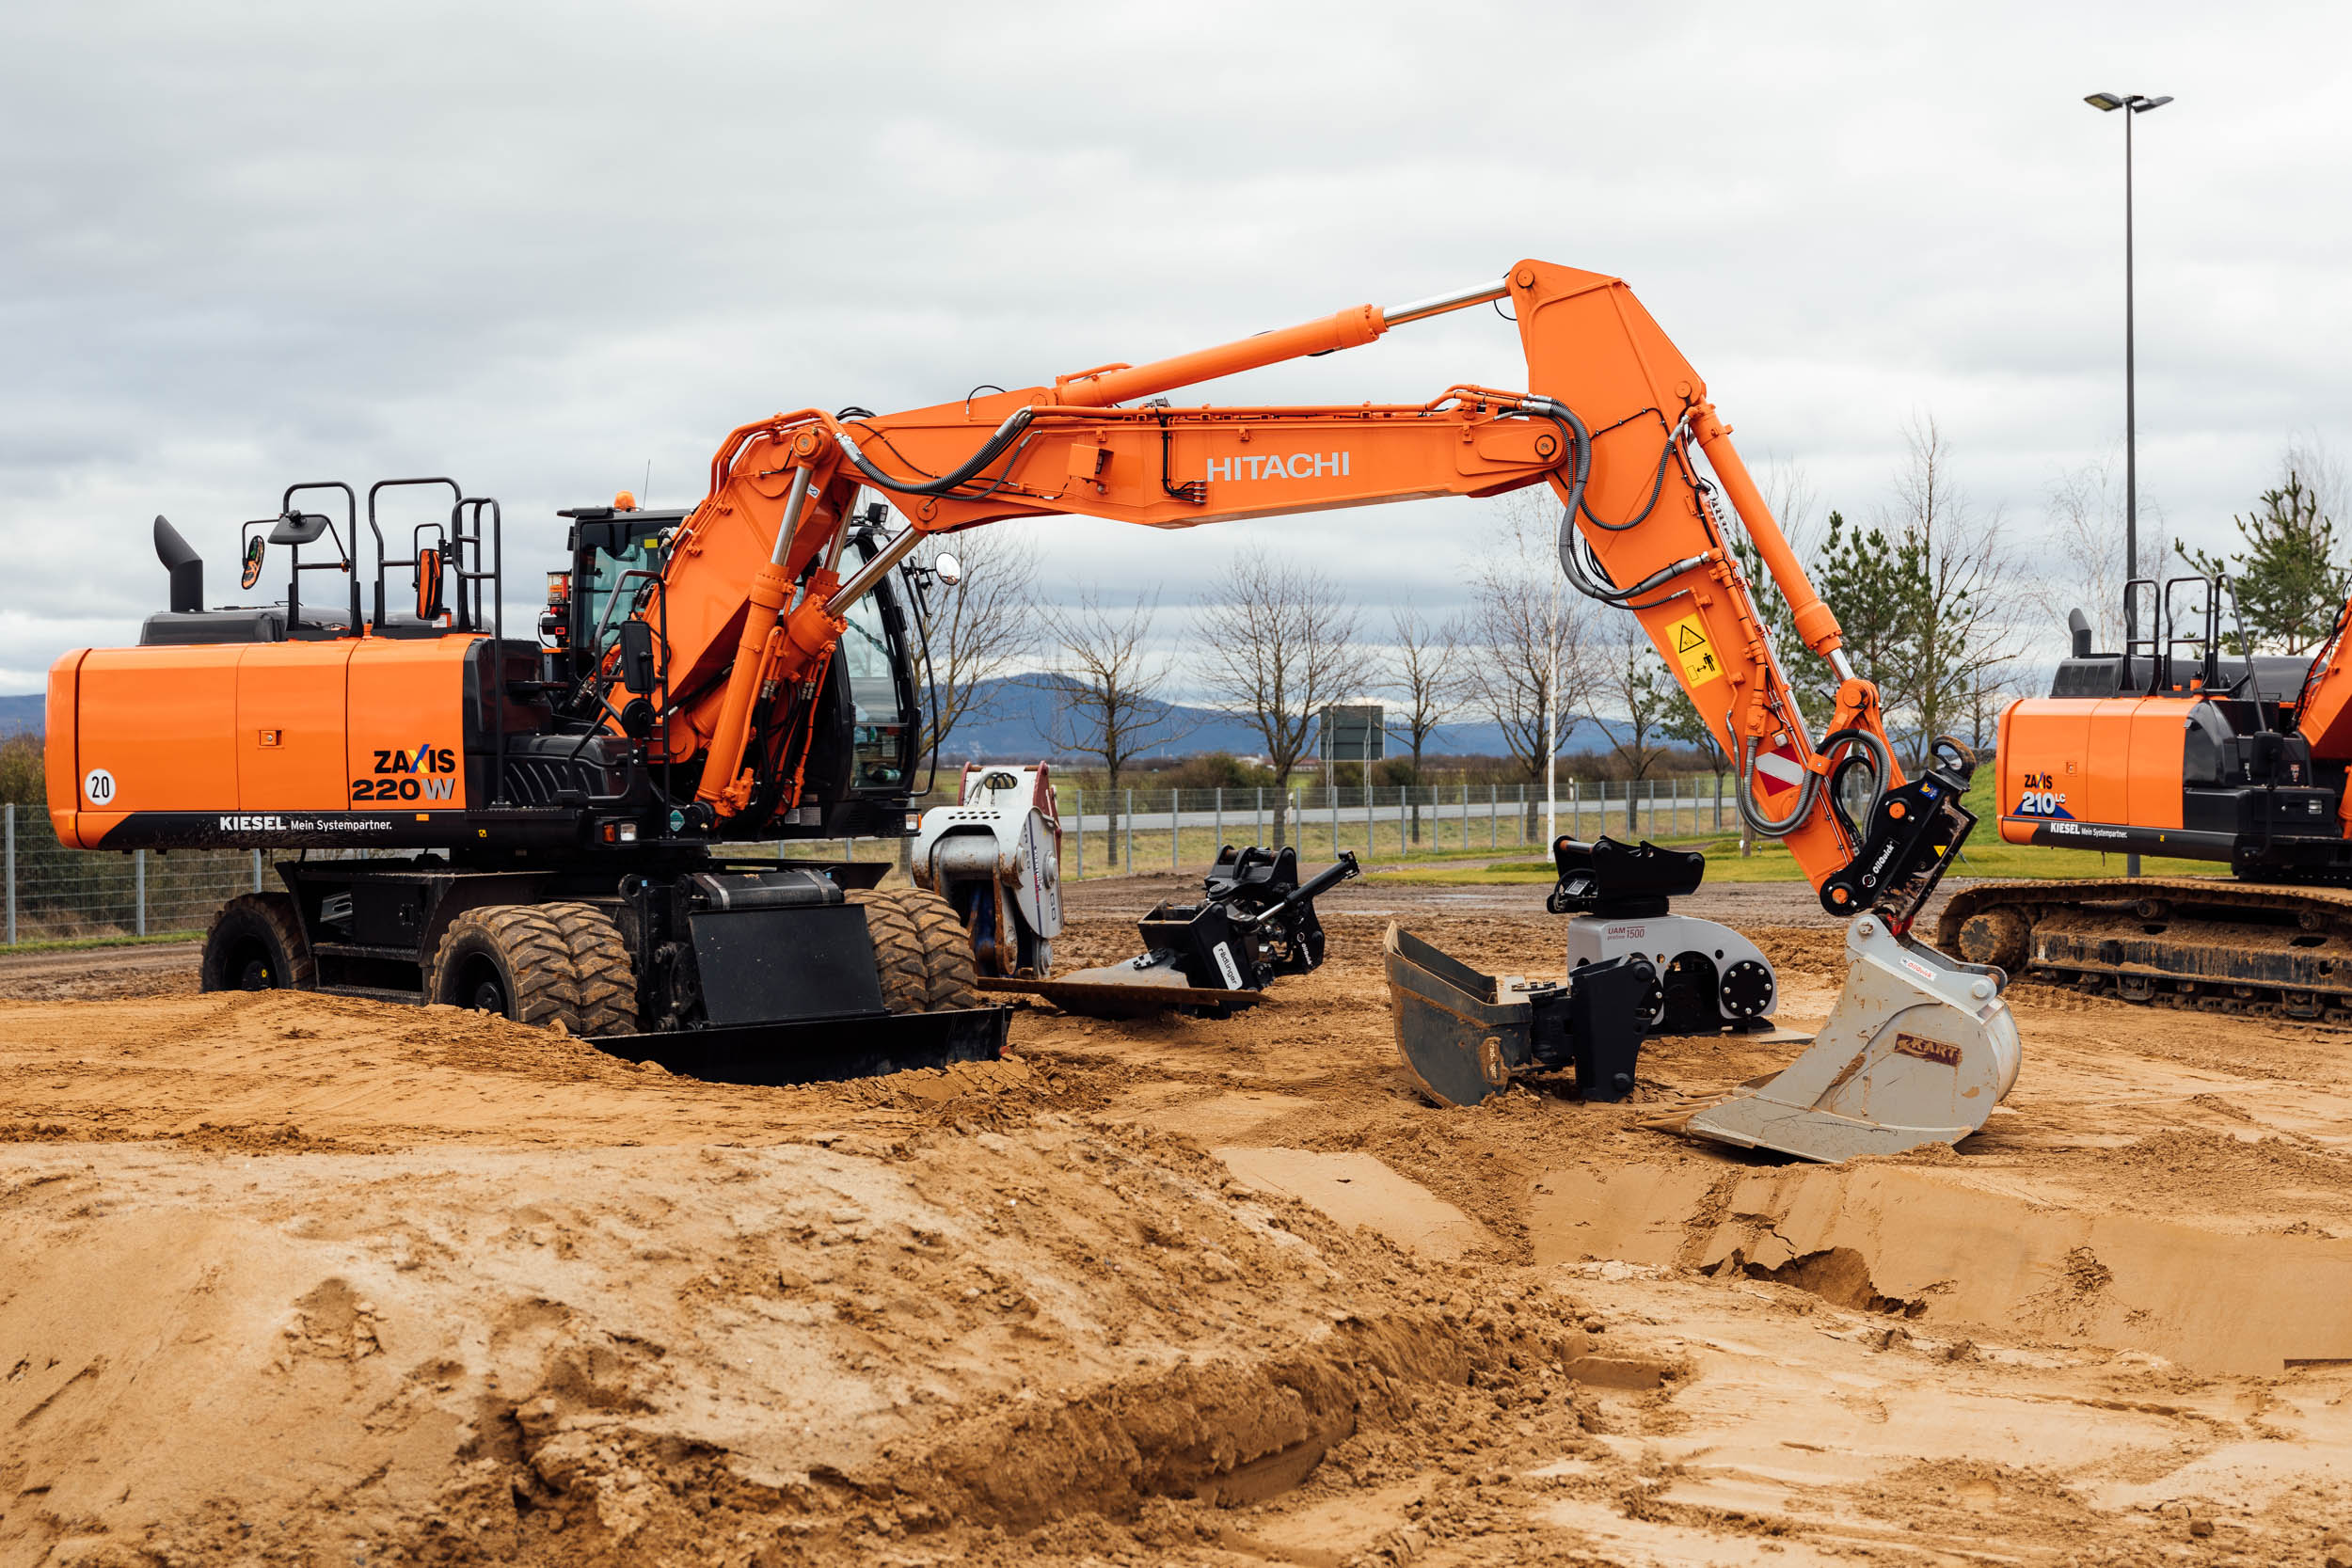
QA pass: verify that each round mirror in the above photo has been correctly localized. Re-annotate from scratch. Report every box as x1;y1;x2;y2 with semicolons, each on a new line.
933;551;963;587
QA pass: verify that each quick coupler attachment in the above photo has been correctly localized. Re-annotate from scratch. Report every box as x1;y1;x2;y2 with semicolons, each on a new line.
980;846;1362;1019
1384;923;1652;1106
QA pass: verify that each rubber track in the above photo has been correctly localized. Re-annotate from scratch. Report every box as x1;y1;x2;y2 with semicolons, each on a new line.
544;900;640;1037
851;887;981;1014
203;893;318;990
430;905;583;1030
1936;877;2352;1022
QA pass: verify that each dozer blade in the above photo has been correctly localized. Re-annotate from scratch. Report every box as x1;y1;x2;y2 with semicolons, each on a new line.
1683;914;2021;1162
592;1006;1010;1086
978;975;1264;1020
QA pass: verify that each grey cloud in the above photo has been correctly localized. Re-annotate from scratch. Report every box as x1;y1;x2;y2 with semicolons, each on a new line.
3;2;2347;689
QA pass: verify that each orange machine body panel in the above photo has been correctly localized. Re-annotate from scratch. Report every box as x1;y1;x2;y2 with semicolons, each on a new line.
1997;696;2188;847
48;636;480;850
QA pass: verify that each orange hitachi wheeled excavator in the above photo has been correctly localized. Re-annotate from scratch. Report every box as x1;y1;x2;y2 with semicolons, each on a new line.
1939;579;2352;1018
49;260;2019;1154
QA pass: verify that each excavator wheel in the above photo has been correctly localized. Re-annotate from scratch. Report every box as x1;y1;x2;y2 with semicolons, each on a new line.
428;905;582;1031
199;893;317;993
851;887;980;1014
544;900;640;1037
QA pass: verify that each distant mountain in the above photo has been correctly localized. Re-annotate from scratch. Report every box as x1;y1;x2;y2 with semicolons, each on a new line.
0;673;1616;758
933;673;1606;763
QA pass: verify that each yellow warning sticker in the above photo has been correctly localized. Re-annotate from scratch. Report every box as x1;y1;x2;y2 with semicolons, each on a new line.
1665;613;1724;686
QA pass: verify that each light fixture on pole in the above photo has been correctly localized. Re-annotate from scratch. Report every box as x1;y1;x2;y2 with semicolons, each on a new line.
2085;88;2169;878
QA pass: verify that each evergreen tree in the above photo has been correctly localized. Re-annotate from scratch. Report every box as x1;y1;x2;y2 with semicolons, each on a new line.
2183;472;2348;654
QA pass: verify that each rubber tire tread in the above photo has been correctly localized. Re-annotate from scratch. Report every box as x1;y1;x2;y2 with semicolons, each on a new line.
428;904;583;1030
850;887;980;1014
199;893;317;992
544;900;639;1037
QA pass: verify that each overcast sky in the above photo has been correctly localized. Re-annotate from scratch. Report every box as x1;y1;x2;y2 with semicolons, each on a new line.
4;2;2346;697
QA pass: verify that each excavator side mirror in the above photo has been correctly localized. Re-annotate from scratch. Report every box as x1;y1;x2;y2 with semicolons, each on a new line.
932;551;962;587
616;620;659;694
240;534;266;592
416;546;447;622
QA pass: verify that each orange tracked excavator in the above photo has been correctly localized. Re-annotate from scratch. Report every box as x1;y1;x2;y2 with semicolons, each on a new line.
1940;579;2352;1019
49;260;2019;1149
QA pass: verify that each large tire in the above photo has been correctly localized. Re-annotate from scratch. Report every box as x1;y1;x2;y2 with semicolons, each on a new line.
850;887;979;1014
427;905;581;1029
199;893;316;993
545;900;639;1037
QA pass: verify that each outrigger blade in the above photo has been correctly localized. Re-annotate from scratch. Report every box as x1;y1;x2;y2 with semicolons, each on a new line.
1680;913;2022;1162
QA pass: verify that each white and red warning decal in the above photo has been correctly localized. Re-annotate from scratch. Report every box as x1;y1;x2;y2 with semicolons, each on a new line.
1753;739;1807;800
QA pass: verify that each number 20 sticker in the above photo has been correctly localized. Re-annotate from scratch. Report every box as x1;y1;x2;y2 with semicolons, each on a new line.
83;768;116;805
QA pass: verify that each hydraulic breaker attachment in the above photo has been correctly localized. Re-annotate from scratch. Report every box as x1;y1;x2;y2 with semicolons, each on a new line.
984;846;1359;1019
1675;911;2021;1160
1385;925;1653;1104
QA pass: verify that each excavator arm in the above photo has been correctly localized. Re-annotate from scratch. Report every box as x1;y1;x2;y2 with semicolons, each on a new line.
654;260;1957;926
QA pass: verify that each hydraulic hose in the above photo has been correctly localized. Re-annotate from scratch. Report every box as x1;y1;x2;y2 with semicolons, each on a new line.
1530;397;1708;607
831;407;1037;498
1736;724;1890;842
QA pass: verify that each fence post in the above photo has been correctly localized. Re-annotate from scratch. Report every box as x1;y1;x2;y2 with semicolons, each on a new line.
1329;786;1339;853
1366;784;1375;854
1171;789;1181;872
1214;786;1223;853
1398;787;1407;855
135;848;147;938
252;847;263;894
5;802;13;946
1256;786;1265;846
1074;788;1084;879
1124;788;1134;871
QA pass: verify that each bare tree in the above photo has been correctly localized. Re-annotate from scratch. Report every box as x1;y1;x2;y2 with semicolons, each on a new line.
2043;452;2132;651
1585;620;1678;832
1381;598;1462;844
1041;588;1189;870
1462;493;1595;832
1197;547;1369;849
1881;416;2026;769
2281;429;2350;533
916;524;1041;759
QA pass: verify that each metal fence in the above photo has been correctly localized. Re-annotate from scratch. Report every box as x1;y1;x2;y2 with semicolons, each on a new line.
3;802;267;943
0;775;1734;944
1055;776;1733;878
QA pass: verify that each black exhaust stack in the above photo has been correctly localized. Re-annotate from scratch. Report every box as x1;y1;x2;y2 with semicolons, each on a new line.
154;515;202;613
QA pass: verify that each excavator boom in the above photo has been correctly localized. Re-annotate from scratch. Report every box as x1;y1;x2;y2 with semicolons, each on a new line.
650;260;2020;1161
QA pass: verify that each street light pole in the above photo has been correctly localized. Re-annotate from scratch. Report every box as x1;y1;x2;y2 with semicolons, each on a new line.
2086;89;2170;879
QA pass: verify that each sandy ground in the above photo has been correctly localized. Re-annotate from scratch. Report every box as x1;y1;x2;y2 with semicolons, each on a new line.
4;879;2352;1566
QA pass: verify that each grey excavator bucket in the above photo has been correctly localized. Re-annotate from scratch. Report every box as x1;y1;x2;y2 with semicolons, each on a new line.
1672;912;2021;1160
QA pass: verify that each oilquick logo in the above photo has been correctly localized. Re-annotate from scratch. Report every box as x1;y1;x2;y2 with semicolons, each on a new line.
2011;770;2074;819
1202;451;1350;483
352;742;458;803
